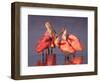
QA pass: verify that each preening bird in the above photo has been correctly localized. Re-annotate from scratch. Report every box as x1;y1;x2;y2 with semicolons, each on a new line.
54;28;83;55
36;21;56;54
35;21;57;66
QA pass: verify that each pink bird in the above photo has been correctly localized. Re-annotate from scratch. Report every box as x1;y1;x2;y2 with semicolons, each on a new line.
54;28;83;64
35;21;56;66
55;28;83;55
36;21;56;54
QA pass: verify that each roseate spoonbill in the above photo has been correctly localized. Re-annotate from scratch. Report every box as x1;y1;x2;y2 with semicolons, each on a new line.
44;21;57;54
54;28;83;64
35;21;57;65
60;29;83;53
36;21;56;54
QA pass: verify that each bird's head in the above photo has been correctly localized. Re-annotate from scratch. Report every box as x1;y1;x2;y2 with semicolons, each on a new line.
45;21;56;37
61;28;67;40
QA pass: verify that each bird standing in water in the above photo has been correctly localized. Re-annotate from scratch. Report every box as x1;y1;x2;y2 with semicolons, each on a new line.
35;21;57;65
54;28;83;64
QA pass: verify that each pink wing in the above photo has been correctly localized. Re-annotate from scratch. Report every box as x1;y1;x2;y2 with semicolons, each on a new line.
68;34;83;51
59;40;75;54
36;31;51;53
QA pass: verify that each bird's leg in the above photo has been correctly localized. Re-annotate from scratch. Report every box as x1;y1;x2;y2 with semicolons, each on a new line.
73;52;76;58
40;53;42;65
42;51;45;65
64;55;67;64
47;48;50;55
67;56;70;62
64;55;70;65
51;47;53;54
